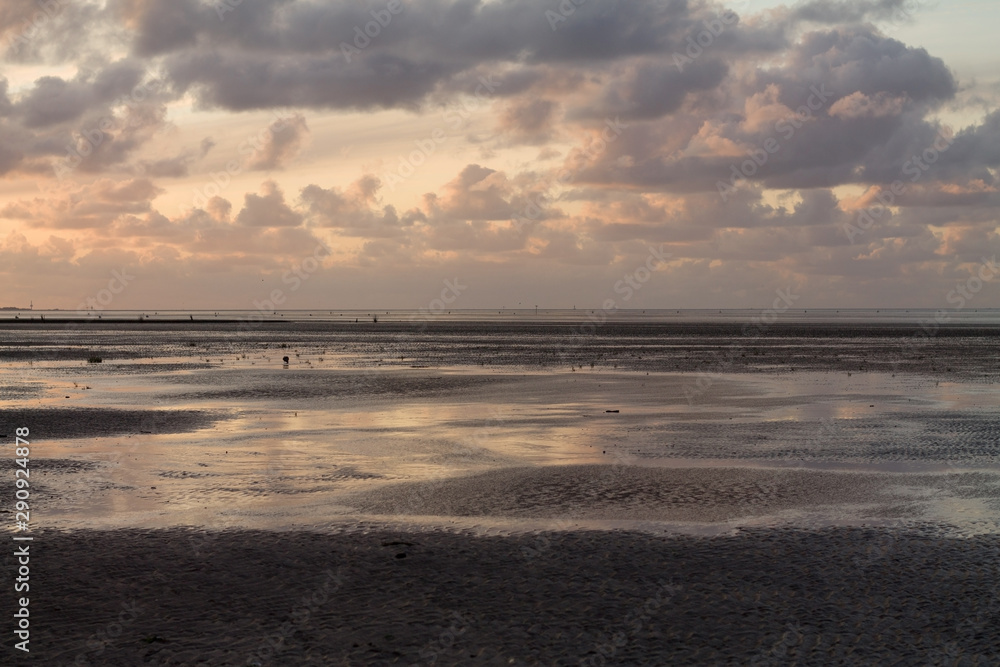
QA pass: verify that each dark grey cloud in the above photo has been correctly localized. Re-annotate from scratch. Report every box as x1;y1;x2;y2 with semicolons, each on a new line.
928;110;1000;185
0;64;172;178
113;0;202;57
0;78;11;117
1;0;997;307
140;0;707;60
14;61;146;128
596;57;729;120
767;28;956;106
127;0;768;113
0;120;25;175
168;50;458;112
564;23;970;196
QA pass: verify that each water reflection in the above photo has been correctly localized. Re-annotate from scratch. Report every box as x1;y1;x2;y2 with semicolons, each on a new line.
4;356;1000;531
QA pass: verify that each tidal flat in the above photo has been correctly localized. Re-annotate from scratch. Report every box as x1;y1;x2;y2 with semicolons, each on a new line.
1;318;999;664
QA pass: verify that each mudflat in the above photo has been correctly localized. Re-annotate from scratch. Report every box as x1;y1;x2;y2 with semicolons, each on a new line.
1;320;999;664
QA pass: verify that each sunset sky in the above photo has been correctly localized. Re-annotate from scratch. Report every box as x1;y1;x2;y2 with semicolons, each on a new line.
1;0;999;310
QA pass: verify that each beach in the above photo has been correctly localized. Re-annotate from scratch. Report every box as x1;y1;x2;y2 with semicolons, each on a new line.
1;315;999;664
6;0;999;662
8;525;1000;666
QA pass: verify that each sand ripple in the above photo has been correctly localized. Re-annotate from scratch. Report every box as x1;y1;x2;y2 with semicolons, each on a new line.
13;526;1000;665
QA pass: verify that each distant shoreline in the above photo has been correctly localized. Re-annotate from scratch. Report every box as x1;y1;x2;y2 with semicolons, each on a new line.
0;318;999;338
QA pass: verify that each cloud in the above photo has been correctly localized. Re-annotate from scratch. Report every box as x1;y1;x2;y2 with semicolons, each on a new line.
1;177;163;229
245;114;309;170
0;65;170;179
1;0;109;64
424;164;515;221
234;180;304;227
595;58;729;121
829;91;908;119
13;61;147;128
137;0;761;114
1;0;999;309
555;23;968;197
787;0;920;25
113;0;202;57
301;175;410;236
498;98;557;145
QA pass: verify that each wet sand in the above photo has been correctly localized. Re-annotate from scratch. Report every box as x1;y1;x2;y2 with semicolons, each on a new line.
2;319;1000;378
2;321;1000;663
0;408;224;440
5;525;1000;665
347;464;1000;524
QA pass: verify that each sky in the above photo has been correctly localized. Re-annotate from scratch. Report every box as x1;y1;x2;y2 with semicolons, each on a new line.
1;0;999;311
